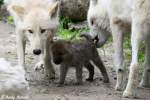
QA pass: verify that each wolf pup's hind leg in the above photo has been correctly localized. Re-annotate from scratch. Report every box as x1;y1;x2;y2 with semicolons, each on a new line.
84;62;94;82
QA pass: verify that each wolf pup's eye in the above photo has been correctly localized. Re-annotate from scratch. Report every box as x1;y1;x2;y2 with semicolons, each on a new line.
41;29;46;33
28;29;33;34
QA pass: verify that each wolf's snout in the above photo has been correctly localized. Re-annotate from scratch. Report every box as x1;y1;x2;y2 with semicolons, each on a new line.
33;49;41;55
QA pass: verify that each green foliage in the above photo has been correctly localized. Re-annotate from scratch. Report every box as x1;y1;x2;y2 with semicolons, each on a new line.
123;36;144;63
57;17;89;40
7;16;14;24
60;17;71;29
0;0;3;6
139;44;145;62
58;27;89;41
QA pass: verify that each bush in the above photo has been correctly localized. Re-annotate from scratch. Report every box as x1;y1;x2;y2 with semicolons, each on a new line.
0;0;3;6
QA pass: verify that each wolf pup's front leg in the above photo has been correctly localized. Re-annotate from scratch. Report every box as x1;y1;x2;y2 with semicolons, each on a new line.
44;40;55;79
34;54;44;71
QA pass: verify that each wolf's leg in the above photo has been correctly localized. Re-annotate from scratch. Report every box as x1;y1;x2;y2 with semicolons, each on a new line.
110;18;126;91
123;21;143;98
140;39;150;88
34;40;55;79
44;40;55;79
34;54;44;71
16;29;26;67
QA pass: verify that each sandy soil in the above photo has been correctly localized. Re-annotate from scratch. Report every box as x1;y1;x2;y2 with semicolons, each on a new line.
0;21;150;100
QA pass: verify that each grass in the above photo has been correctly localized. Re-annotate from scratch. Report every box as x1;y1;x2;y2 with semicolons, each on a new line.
7;16;14;24
0;15;14;24
57;17;89;41
57;27;89;40
123;36;145;63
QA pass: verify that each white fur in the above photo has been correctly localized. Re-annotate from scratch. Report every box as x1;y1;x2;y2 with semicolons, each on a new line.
88;0;150;98
0;58;29;97
5;0;59;78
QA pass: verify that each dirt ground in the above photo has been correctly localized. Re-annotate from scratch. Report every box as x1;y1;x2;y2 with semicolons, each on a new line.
0;21;150;100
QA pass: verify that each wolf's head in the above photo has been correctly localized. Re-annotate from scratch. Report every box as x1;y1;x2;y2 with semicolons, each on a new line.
10;1;59;55
87;0;110;48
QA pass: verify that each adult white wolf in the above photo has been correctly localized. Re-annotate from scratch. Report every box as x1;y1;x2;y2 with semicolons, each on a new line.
4;0;59;79
87;0;150;98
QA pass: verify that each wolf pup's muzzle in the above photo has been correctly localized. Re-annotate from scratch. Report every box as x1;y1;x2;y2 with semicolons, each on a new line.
53;58;62;65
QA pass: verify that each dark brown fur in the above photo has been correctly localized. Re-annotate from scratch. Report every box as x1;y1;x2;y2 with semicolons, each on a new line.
51;35;109;86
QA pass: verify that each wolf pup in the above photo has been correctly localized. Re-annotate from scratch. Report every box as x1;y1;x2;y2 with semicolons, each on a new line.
51;34;109;86
5;0;59;79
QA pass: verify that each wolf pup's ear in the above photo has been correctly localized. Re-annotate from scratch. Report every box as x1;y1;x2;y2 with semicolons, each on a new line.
49;1;59;18
11;5;26;19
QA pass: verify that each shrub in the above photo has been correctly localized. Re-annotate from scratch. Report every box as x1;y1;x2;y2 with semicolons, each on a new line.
0;0;3;6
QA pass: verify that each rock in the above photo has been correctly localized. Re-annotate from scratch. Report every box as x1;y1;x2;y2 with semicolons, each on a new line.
59;0;90;21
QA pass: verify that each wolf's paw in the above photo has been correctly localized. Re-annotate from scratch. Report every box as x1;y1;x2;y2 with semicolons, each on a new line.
139;80;150;88
34;61;44;71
